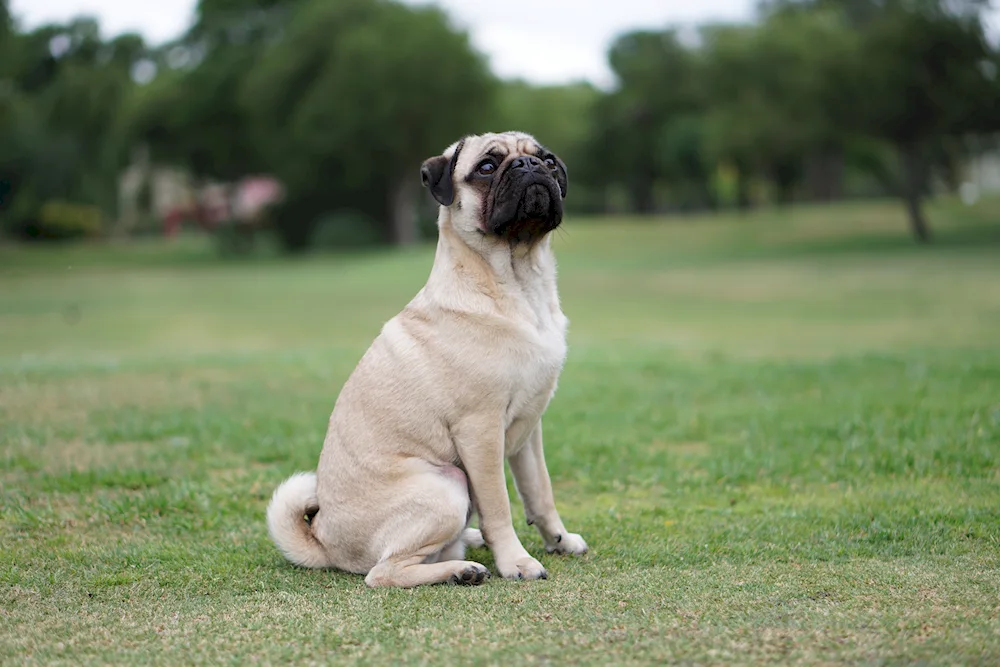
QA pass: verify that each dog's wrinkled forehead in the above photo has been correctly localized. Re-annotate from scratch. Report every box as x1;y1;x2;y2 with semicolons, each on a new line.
445;131;540;175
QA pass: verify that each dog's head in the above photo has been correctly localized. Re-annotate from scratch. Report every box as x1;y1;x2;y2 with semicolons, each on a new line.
420;131;568;245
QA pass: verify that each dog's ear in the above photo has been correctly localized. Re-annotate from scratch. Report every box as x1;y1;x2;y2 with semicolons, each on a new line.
420;138;465;207
420;156;453;206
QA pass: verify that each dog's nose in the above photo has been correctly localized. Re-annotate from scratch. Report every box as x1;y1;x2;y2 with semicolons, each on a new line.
510;156;544;173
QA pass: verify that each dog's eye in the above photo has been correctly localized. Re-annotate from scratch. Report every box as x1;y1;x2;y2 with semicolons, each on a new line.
544;157;557;170
476;160;496;176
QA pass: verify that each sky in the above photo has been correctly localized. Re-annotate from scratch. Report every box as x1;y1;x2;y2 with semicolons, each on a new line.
8;0;757;88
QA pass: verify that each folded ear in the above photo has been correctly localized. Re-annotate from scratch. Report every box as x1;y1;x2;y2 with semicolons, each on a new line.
420;138;465;207
420;156;452;206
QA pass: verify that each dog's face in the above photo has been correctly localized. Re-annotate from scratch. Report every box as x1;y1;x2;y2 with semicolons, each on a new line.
420;131;568;244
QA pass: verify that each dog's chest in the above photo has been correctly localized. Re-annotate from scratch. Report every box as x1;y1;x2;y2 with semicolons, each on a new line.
502;300;567;445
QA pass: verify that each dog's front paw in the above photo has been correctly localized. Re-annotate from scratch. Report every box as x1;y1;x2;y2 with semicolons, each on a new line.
498;555;548;581
448;562;490;586
545;532;588;556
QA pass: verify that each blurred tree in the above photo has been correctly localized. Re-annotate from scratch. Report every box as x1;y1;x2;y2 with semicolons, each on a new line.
125;48;264;185
123;0;293;194
241;0;496;251
698;24;764;209
701;11;862;207
45;26;146;209
656;113;716;211
0;0;11;57
5;0;998;246
594;30;702;213
859;2;999;242
1;16;148;238
188;0;295;43
767;0;1000;241
119;0;313;251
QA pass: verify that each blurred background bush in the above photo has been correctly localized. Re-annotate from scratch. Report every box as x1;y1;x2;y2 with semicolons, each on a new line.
1;0;998;253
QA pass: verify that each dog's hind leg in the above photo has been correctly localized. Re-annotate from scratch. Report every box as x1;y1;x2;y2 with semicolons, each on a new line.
461;528;485;548
430;527;485;563
460;494;484;548
367;553;489;587
363;467;489;588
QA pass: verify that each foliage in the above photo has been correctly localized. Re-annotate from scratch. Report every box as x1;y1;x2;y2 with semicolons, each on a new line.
589;0;1000;238
590;30;705;213
852;0;1000;241
124;49;264;183
240;0;497;250
0;14;148;238
756;0;1000;239
31;200;105;239
2;0;999;248
699;11;861;203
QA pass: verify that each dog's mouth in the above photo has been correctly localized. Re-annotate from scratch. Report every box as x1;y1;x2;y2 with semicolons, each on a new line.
521;183;552;219
489;175;563;243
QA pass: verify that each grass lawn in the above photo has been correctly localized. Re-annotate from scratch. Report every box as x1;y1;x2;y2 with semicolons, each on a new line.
2;198;999;665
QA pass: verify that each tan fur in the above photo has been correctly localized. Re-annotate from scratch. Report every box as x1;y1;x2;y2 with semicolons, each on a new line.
266;132;587;588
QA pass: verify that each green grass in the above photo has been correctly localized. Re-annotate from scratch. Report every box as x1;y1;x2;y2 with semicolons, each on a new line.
2;198;999;665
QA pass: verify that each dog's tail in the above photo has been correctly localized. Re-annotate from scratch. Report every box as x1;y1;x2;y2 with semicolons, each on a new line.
266;472;333;569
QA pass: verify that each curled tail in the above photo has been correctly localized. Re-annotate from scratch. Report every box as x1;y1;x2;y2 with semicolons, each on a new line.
266;472;333;568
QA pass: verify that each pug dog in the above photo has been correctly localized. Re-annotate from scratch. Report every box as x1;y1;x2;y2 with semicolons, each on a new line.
266;131;587;588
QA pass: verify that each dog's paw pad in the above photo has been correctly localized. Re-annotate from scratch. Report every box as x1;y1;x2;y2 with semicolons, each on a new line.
450;563;489;586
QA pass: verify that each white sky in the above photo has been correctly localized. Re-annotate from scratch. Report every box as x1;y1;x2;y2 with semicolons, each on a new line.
8;0;756;87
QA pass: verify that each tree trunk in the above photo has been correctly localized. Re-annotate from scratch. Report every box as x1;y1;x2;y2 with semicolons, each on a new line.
389;175;418;246
806;150;844;203
774;172;795;207
899;142;932;243
772;159;800;207
272;194;320;254
629;176;656;214
699;180;718;211
736;170;752;212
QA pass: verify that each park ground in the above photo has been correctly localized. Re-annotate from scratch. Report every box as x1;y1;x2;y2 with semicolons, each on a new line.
1;199;999;665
